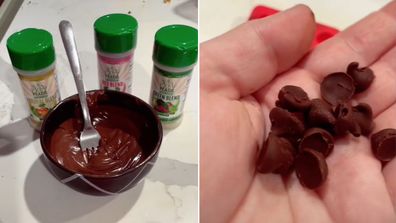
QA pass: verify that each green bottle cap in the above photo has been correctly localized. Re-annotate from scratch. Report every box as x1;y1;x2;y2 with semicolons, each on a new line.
153;24;198;68
6;28;55;71
94;13;138;54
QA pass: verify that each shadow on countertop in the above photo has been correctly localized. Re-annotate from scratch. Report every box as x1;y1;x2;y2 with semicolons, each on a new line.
0;57;38;155
24;155;144;223
0;117;38;156
0;56;30;121
173;0;198;23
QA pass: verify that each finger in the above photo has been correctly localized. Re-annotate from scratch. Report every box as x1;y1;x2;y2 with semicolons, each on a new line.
230;175;293;223
374;103;396;209
200;96;258;223
353;46;396;115
286;174;333;223
300;1;396;77
200;4;316;99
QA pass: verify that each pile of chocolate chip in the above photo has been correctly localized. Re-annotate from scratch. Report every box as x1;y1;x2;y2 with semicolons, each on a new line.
257;62;396;189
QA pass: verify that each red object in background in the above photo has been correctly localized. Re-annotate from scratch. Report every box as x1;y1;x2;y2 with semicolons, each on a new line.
0;0;3;7
249;6;339;48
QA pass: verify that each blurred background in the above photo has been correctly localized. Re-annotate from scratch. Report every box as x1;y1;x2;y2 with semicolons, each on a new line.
200;0;391;42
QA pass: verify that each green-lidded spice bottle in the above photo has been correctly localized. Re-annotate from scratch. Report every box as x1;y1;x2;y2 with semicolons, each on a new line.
149;24;198;129
6;28;60;130
94;13;138;93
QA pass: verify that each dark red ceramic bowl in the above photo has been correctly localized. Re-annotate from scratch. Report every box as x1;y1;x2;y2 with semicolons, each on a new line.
40;90;162;195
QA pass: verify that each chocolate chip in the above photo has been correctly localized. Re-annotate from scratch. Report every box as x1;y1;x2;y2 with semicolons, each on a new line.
270;107;305;138
257;133;295;173
352;103;373;136
334;103;360;137
299;128;334;157
257;69;379;189
346;62;359;74
321;72;355;105
273;163;294;175
371;129;396;162
346;62;375;93
293;112;306;124
276;85;311;111
308;99;336;130
295;149;328;189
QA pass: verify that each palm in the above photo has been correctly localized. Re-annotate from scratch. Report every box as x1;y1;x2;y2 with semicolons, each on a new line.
201;3;396;223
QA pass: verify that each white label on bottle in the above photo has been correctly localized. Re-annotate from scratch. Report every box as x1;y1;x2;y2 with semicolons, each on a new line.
98;54;133;93
19;70;60;124
150;67;192;122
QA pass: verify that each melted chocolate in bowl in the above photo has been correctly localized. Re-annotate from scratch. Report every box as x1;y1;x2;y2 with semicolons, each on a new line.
41;90;162;188
50;104;144;176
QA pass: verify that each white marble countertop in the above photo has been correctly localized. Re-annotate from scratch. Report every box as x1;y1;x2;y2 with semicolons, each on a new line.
200;0;390;42
0;0;198;222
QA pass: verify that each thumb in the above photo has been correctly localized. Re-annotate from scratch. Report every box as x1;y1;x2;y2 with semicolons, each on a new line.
200;4;316;99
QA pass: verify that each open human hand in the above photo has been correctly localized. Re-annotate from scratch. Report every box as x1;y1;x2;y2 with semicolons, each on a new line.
200;3;396;223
